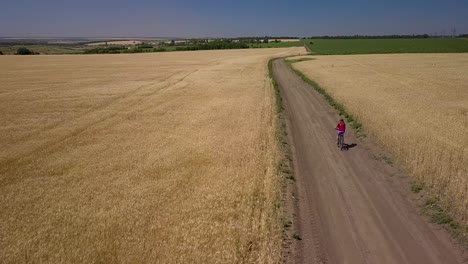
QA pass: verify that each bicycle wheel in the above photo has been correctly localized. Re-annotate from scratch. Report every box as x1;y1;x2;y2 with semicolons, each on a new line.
339;134;344;150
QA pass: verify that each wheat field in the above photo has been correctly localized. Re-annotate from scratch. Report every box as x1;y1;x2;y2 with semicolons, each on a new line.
291;53;468;225
0;47;305;263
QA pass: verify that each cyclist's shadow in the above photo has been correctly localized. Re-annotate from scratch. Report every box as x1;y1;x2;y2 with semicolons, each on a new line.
343;143;358;151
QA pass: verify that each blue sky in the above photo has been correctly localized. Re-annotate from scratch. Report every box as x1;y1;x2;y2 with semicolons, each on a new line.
1;0;467;37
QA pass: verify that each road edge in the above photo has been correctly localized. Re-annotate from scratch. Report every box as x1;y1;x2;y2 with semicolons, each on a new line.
268;58;298;263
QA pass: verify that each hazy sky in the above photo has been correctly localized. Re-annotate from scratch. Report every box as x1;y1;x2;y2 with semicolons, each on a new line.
1;0;467;37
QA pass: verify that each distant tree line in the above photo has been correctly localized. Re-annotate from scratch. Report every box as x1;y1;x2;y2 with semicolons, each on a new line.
83;40;249;54
84;46;126;54
234;36;298;43
175;41;248;51
84;43;157;54
239;36;298;40
137;43;154;49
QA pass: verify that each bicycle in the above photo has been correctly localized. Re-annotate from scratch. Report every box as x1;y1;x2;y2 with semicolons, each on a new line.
336;129;346;151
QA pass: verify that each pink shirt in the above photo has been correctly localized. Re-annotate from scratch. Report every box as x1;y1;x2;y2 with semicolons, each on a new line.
337;123;346;132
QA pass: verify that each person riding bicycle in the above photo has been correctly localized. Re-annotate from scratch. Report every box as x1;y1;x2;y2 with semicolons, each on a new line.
336;118;346;146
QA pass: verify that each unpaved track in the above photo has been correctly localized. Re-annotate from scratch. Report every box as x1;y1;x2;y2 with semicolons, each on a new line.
272;59;465;264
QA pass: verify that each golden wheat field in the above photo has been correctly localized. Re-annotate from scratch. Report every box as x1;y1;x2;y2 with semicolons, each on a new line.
291;53;468;224
0;47;305;263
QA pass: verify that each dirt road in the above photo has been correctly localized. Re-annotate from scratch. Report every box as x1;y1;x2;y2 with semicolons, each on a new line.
272;59;465;264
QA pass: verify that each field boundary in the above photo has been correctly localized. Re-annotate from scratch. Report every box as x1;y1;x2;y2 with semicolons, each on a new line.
268;58;297;262
286;58;468;250
302;40;311;54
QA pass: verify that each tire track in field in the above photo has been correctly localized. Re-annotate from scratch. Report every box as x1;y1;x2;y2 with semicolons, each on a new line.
1;70;183;148
0;67;200;186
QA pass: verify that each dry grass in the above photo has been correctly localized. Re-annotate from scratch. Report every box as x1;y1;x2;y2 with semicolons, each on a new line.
0;47;305;263
291;53;468;225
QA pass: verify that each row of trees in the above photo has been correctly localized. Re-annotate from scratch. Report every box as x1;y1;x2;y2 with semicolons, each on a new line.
167;38;260;46
84;46;127;54
84;40;250;54
169;37;296;46
84;42;161;54
175;41;249;51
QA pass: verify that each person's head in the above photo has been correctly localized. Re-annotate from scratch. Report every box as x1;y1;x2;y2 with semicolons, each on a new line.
340;118;344;124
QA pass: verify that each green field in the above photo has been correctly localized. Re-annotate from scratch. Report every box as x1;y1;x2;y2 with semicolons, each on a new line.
304;38;468;55
250;41;304;48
